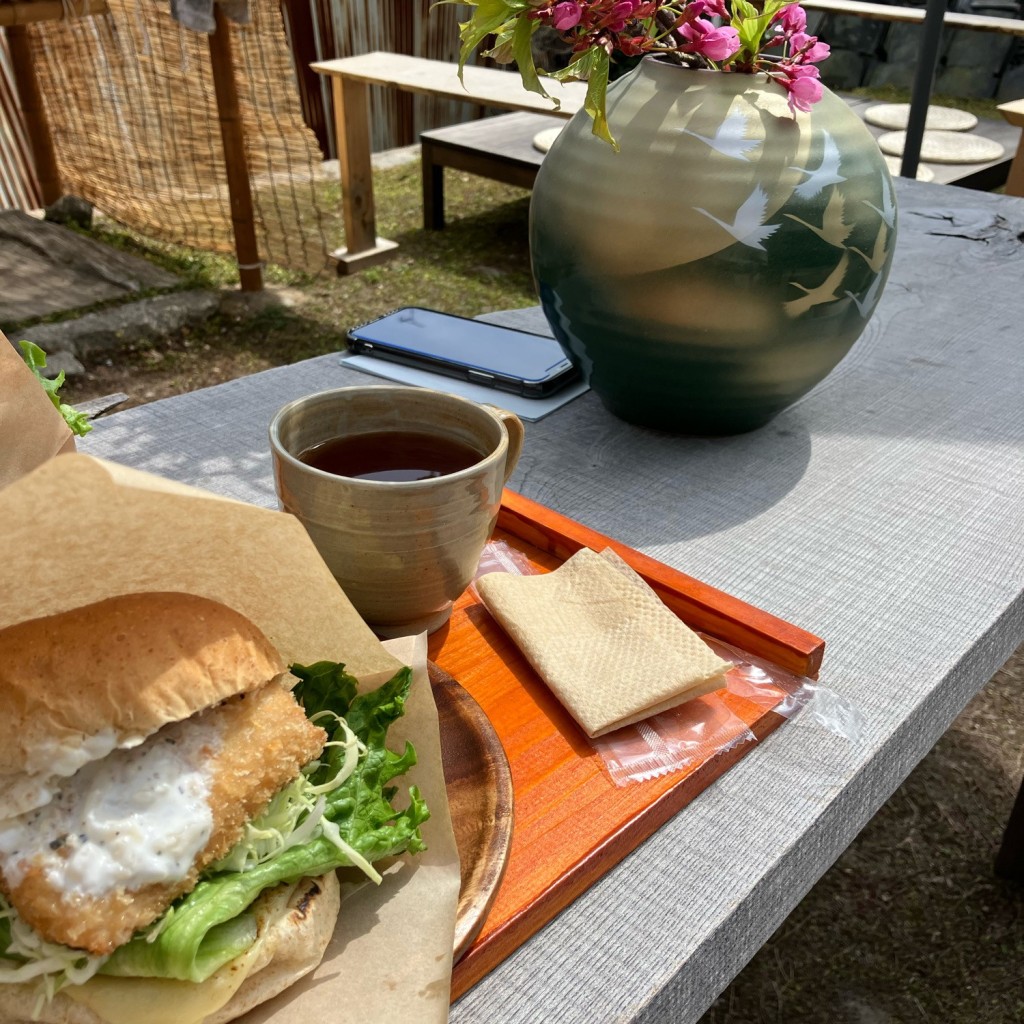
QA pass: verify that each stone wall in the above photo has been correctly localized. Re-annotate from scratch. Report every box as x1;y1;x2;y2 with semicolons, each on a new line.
809;0;1024;101
531;13;1024;103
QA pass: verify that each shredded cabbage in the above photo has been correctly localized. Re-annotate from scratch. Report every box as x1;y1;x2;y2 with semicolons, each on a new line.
319;818;381;884
0;892;107;1012
210;713;364;875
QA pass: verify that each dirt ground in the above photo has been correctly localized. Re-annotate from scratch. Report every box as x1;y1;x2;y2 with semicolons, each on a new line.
62;318;1024;1024
702;650;1024;1024
64;327;281;409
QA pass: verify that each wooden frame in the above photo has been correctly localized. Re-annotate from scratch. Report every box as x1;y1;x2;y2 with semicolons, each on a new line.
207;3;262;291
2;0;264;290
4;22;58;205
998;99;1024;198
0;0;108;27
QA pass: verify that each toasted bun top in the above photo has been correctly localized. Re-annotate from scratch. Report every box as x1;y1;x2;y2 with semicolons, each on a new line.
0;592;286;786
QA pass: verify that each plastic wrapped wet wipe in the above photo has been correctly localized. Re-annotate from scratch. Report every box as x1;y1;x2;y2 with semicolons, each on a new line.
472;540;863;785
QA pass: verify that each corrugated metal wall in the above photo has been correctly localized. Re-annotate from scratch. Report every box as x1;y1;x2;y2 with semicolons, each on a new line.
0;28;41;210
299;0;480;155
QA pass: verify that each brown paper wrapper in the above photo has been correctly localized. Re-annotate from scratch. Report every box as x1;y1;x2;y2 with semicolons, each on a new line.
0;454;460;1023
0;331;75;491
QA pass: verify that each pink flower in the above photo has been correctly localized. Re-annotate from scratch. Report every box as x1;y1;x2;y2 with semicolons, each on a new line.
606;0;644;31
550;1;583;30
697;0;729;17
773;4;807;37
778;64;823;112
790;31;831;64
679;18;740;63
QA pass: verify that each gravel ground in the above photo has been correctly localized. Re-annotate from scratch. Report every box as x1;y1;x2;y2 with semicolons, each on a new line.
701;646;1024;1024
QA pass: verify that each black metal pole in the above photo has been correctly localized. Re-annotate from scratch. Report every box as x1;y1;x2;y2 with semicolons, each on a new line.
901;0;948;178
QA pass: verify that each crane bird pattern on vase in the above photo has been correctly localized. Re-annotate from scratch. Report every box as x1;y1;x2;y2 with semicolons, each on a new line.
529;58;898;435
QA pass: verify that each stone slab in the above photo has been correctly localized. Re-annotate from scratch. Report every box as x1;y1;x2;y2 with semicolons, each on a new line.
15;290;221;356
0;210;179;326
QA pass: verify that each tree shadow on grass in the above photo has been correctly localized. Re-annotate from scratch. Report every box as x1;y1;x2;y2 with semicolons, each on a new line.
390;193;534;284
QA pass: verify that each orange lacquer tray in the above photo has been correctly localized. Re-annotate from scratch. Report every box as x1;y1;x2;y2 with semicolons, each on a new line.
428;490;825;1001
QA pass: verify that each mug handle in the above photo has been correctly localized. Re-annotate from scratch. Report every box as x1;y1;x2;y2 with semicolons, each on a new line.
488;407;524;483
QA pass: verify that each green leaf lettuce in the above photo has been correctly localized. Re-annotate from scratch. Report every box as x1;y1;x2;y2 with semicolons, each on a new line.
18;340;92;436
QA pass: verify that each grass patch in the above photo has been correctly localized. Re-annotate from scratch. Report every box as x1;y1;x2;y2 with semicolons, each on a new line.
84;219;251;291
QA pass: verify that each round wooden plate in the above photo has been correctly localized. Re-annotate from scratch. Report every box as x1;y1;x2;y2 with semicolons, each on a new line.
428;661;514;962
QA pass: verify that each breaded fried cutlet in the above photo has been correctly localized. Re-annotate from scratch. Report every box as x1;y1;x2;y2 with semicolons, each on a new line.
0;683;325;955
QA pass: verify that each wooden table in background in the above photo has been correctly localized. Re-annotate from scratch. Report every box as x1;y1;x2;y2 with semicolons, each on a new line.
845;93;1021;191
999;98;1024;197
419;111;558;230
419;100;1021;229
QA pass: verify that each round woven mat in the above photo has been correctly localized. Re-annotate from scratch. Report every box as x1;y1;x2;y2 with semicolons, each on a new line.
883;155;935;182
877;130;1005;165
865;103;978;132
532;126;563;153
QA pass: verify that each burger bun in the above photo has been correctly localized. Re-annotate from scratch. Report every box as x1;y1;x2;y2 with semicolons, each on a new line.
0;872;341;1024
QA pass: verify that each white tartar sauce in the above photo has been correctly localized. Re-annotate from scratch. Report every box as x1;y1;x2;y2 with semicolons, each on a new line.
0;714;222;898
5;729;152;821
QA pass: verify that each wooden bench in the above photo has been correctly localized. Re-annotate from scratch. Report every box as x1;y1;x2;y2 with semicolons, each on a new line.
311;53;586;273
420;111;560;230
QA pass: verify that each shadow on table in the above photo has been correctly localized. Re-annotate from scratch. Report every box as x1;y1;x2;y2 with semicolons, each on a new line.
517;394;814;547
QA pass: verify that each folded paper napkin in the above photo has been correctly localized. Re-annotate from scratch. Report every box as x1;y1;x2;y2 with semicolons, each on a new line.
476;547;732;738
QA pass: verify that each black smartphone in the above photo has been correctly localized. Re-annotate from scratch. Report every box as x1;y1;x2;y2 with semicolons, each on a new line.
346;307;579;398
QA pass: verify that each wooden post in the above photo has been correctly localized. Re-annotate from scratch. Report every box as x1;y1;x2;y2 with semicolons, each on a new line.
207;3;263;292
329;73;398;273
998;99;1024;198
995;774;1024;882
5;24;61;207
0;0;108;26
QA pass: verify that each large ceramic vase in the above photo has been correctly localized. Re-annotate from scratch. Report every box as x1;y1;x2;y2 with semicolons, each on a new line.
530;57;897;434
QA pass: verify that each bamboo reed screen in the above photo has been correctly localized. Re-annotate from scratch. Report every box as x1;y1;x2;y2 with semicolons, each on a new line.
24;0;331;271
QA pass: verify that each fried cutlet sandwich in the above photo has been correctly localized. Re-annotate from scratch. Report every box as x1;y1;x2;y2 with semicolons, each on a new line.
0;592;428;1024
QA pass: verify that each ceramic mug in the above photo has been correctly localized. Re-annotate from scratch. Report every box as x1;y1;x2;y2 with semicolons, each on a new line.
269;385;524;637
